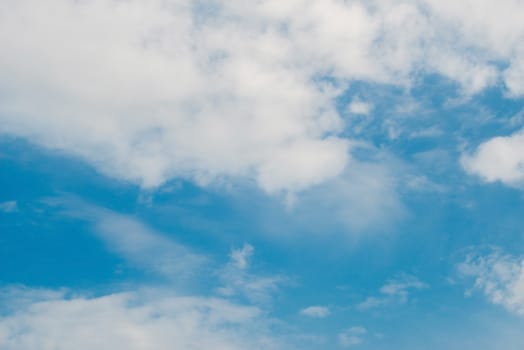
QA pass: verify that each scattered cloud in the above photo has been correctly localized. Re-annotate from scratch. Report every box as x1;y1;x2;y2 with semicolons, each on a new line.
299;306;331;318
357;273;428;311
338;326;367;348
459;248;524;316
0;201;304;349
379;274;428;301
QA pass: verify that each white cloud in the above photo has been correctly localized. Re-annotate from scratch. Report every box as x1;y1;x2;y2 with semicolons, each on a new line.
461;129;524;187
1;0;524;195
0;0;349;193
357;273;427;310
299;306;331;318
459;248;524;316
0;201;17;213
0;286;285;350
0;205;294;349
338;326;367;348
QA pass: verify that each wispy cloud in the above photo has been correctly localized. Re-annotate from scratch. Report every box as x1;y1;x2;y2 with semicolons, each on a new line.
338;326;367;348
357;274;428;311
229;243;254;270
0;202;295;348
459;247;524;316
217;244;286;305
45;197;207;282
0;201;18;213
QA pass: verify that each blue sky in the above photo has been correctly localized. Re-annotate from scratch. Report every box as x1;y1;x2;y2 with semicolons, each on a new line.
2;1;524;349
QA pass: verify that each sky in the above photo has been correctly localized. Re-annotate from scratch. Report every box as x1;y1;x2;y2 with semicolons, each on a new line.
1;0;524;349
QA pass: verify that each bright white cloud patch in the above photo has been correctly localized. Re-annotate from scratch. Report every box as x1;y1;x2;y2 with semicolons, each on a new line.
462;130;524;187
459;248;524;316
0;287;284;350
1;0;524;194
0;0;348;192
299;305;331;318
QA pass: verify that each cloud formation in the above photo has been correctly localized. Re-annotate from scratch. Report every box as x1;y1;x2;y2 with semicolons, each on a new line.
0;208;291;349
0;287;285;350
1;0;524;194
459;248;524;316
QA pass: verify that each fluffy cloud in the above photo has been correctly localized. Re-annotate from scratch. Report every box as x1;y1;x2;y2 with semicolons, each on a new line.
1;0;524;194
0;287;285;350
461;130;524;187
459;248;524;316
0;0;348;192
